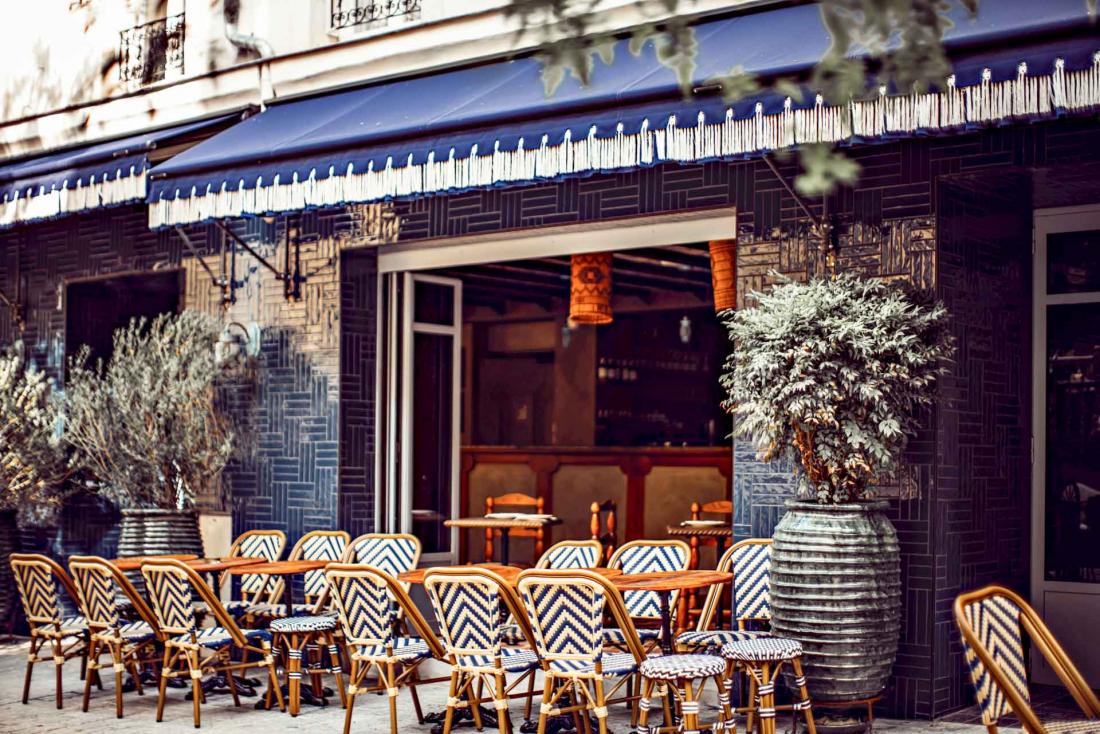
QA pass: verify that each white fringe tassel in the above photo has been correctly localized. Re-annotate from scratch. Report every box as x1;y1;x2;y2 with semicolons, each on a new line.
0;166;147;228
149;52;1100;228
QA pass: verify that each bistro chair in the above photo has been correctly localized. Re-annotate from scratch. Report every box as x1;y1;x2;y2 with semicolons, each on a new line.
721;636;816;734
485;492;545;563
325;563;446;734
248;529;350;619
69;555;162;718
141;558;285;727
590;500;618;564
424;567;541;733
688;501;733;567
518;569;648;734
677;538;773;652
536;539;604;570
954;585;1100;734
604;539;690;651
216;529;287;615
636;653;735;734
10;553;93;709
344;532;422;581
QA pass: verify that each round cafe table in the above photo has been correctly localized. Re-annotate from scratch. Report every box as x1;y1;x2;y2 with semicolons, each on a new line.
108;553;199;571
613;570;731;654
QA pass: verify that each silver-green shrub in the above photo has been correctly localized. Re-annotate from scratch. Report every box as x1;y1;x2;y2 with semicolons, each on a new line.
721;273;954;503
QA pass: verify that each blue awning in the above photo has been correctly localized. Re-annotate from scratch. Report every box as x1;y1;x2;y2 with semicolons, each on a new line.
148;0;1100;228
0;114;240;228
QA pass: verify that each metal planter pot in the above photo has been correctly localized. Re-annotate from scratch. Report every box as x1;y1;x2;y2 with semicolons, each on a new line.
771;500;901;703
116;508;206;558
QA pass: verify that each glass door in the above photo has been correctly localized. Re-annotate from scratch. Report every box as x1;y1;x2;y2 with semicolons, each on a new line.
1032;207;1100;686
399;273;462;563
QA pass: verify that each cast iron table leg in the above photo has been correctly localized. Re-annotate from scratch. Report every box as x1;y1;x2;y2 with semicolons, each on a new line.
500;528;511;566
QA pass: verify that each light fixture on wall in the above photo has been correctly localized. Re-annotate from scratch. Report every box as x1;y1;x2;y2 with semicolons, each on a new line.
561;319;574;348
679;315;693;345
569;253;613;325
214;321;261;368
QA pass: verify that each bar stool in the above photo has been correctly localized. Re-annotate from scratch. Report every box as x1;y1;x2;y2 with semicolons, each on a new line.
636;653;735;734
268;615;346;716
721;638;816;734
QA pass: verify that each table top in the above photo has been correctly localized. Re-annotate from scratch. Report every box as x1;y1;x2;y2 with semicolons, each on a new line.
227;560;329;576
613;570;732;592
187;557;267;573
109;554;199;571
666;525;733;538
445;516;563;530
398;564;623;586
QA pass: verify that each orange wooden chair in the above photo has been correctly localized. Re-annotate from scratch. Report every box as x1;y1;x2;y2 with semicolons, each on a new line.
590;500;617;564
484;492;545;563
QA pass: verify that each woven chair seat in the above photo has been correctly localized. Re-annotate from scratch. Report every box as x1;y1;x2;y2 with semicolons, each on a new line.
603;626;660;644
548;652;638;677
1043;719;1100;733
457;648;540;673
246;602;338;618
500;623;526;645
55;615;88;636
640;654;726;681
269;615;337;633
351;637;432;663
194;600;251;616
676;629;771;649
172;626;272;649
109;620;156;642
721;636;802;662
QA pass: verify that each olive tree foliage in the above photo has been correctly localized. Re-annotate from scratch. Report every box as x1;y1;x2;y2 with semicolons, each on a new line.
64;310;234;510
0;346;73;526
504;0;1001;195
720;274;954;503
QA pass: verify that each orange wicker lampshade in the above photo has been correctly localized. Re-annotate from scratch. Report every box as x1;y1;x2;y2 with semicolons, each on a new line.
708;238;738;312
569;253;613;325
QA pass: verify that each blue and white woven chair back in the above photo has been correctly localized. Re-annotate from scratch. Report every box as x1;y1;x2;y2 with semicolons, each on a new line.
611;542;689;619
732;541;771;622
327;568;396;646
519;575;605;670
349;535;420;578
11;557;62;625
961;592;1030;726
298;532;348;600
425;575;502;669
236;531;285;595
142;563;197;636
70;561;122;630
537;541;601;570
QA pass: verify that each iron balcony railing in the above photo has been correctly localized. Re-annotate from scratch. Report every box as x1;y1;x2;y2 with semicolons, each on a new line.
119;14;185;85
330;0;422;32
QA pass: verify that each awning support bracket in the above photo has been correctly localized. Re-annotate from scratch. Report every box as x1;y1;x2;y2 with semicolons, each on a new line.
174;226;236;309
216;219;305;303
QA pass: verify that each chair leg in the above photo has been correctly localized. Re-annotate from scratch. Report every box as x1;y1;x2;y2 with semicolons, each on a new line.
593;677;609;734
522;668;535;724
189;650;202;729
495;672;510;734
52;637;64;709
343;660;360;734
791;656;817;734
758;662;776;734
715;673;736;733
442;670;460;734
408;665;425;723
226;651;242;709
22;636;39;704
82;638;99;712
325;634;347;708
80;631;89;680
156;648;174;722
264;641;286;713
287;634;301;717
635;678;655;734
536;673;555;734
112;641;125;718
386;662;399;734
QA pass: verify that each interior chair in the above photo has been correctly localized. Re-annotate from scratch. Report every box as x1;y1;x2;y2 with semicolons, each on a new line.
325;563;446;734
69;555;162;718
590;500;617;564
954;585;1100;734
141;558;285;727
687;499;733;570
10;553;94;709
518;568;648;734
425;567;541;733
604;539;691;651
676;538;773;652
484;492;545;563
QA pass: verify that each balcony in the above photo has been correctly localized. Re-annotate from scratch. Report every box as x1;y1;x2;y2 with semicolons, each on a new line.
119;14;185;85
330;0;423;33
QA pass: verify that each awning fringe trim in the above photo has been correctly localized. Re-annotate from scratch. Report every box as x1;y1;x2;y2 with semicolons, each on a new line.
149;53;1100;228
0;167;147;228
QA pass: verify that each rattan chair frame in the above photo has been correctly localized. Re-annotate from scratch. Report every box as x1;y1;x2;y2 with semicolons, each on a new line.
10;552;95;709
954;584;1100;734
216;529;287;607
141;558;285;727
536;539;604;570
690;538;773;638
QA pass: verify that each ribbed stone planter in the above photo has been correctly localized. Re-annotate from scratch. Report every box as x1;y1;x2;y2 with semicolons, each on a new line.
116;508;206;558
771;500;901;703
0;510;17;630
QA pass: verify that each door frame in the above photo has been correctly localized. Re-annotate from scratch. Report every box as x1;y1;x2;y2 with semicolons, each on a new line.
1030;203;1100;682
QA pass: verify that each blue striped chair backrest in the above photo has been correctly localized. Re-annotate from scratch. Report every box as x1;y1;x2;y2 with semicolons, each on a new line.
327;568;395;646
297;532;348;600
142;563;197;636
11;557;61;624
348;535;420;577
960;592;1030;727
731;541;771;622
425;574;502;668
519;575;605;668
538;540;601;570
70;561;122;629
610;541;689;619
235;531;285;595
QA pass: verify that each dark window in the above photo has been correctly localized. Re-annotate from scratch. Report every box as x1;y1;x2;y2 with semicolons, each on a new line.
65;271;183;377
1048;229;1100;295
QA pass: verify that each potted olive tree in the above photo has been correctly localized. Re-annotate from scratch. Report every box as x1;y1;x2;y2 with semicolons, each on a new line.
64;310;234;558
0;345;75;626
722;273;953;710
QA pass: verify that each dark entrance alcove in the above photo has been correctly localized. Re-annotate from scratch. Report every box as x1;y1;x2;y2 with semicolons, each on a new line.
64;269;183;373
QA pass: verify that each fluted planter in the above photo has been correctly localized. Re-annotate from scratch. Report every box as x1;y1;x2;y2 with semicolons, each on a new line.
771;500;901;703
116;508;205;558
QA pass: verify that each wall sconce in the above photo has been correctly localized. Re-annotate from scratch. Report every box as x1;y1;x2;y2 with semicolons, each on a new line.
215;321;261;368
679;315;693;345
561;319;575;348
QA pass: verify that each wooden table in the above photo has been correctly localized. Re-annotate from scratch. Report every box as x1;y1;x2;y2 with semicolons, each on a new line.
108;554;200;571
666;524;733;556
444;516;562;565
614;570;732;654
397;564;622;586
228;560;329;618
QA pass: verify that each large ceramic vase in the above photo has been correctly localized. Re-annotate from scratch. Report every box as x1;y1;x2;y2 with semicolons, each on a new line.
116;508;205;558
771;500;901;703
0;510;17;631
